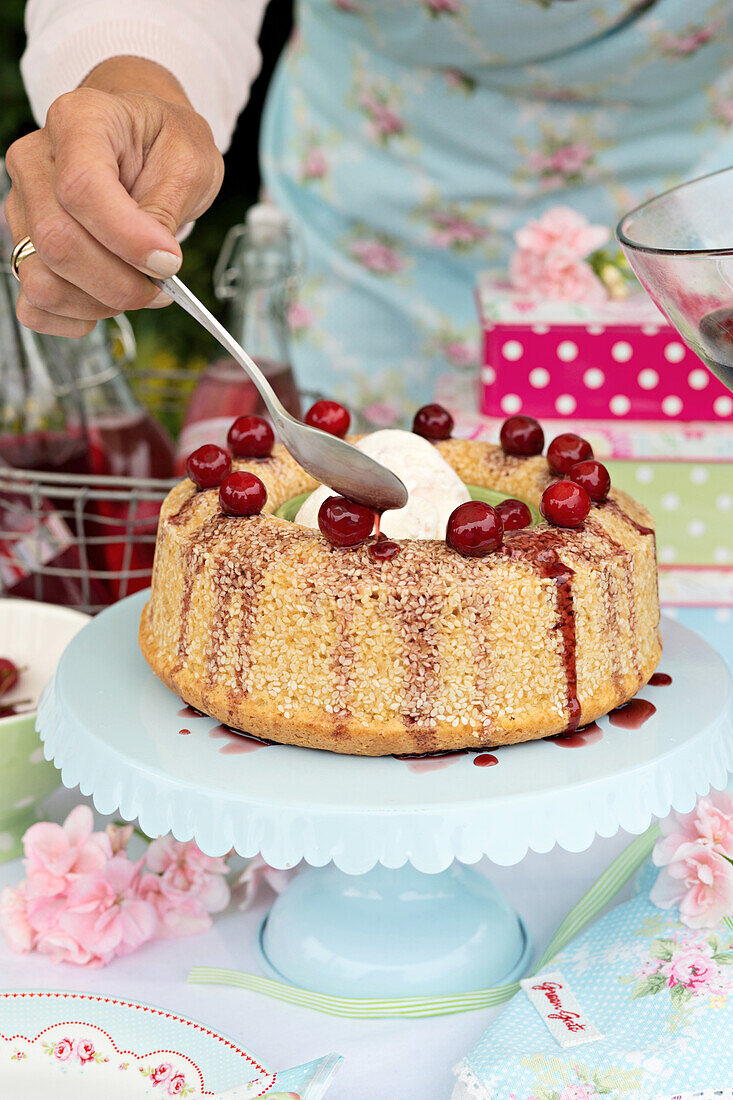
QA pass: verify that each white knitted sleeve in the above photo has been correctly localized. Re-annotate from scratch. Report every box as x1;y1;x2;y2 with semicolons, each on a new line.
21;0;269;151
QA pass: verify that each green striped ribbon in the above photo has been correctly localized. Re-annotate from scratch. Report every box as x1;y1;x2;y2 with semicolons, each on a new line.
188;826;658;1019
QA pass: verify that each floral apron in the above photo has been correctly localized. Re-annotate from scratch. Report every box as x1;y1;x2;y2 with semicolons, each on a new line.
261;0;733;418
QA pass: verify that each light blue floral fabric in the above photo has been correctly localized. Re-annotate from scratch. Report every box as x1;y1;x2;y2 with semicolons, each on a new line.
260;0;733;416
454;860;733;1100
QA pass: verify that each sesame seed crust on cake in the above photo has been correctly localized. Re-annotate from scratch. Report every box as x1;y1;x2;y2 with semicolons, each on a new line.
138;439;661;756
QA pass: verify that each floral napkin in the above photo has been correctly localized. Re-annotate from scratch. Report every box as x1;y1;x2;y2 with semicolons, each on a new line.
453;862;733;1100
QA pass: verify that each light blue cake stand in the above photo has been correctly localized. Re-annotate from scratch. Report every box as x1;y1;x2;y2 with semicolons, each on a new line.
37;592;733;1000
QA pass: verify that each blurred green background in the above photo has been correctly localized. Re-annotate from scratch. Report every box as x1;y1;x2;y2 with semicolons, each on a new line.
0;0;293;377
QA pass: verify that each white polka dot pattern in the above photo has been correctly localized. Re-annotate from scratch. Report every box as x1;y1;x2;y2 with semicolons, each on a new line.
529;368;550;388
609;395;630;416
481;318;731;422
555;394;577;415
502;340;523;361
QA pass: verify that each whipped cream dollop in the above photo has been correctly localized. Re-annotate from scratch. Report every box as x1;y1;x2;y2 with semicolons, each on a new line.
295;429;471;539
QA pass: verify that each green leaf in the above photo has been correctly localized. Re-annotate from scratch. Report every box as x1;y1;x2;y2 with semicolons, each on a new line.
630;977;658;999
669;983;693;1008
647;973;667;992
708;932;723;954
648;938;676;961
713;952;733;965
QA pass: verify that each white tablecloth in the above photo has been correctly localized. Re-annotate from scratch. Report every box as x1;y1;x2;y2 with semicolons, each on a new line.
0;786;640;1100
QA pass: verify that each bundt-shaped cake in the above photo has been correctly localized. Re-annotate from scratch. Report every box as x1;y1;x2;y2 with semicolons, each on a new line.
139;417;661;756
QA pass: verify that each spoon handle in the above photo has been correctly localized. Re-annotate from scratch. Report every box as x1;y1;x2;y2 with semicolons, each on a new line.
152;275;287;423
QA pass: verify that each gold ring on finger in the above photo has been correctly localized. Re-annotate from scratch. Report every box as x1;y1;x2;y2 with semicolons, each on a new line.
10;235;36;281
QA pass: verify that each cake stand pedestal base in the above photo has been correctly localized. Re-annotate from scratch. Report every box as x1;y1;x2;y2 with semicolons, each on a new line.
257;862;530;997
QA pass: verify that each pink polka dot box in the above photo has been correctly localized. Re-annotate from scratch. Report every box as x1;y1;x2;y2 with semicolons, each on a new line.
477;277;733;423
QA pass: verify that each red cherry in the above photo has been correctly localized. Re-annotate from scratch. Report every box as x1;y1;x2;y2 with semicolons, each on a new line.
499;415;544;457
496;498;532;531
318;496;375;548
412;403;454;441
186;444;232;489
305;400;351;438
219;471;267;516
227;415;274;458
541;481;591;528
567;459;611;503
0;658;19;697
446;501;503;557
547;433;593;475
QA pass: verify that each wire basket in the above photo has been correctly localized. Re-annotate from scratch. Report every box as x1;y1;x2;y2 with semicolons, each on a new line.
0;367;326;616
0;365;190;616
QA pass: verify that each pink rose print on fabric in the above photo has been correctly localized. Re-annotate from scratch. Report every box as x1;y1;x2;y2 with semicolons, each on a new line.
301;147;328;181
423;0;462;15
518;127;599;190
349;237;405;275
660;945;720;991
287;301;314;336
625;925;733;1030
167;1072;187;1095
53;1038;74;1062
428;211;487;250
354;74;407;145
660;20;722;57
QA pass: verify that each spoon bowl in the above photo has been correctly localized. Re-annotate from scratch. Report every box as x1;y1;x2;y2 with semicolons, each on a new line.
154;275;408;512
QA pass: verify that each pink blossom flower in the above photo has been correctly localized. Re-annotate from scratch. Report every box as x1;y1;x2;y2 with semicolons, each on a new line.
23;806;111;900
145;838;230;914
56;855;158;963
0;886;34;953
139;875;212;939
510;247;607;304
651;841;733;928
514;206;609;260
654;790;733;867
150;1063;173;1085
234;855;295;911
53;1038;74;1062
74;1038;96;1064
301;148;328;181
349;239;404;274
660;944;719;992
167;1072;187;1095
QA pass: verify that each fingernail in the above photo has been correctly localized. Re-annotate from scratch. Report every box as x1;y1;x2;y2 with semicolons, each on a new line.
149;290;173;308
144;249;181;278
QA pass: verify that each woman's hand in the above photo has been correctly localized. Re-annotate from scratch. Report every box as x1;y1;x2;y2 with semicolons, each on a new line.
4;57;224;336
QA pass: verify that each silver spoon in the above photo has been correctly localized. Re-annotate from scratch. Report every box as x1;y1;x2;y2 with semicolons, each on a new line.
152;275;408;512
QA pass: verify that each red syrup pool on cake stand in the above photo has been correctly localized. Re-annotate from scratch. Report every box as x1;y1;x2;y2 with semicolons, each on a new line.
39;593;733;1004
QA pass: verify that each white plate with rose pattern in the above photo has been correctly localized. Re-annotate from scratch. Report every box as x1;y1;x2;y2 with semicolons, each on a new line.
0;991;277;1098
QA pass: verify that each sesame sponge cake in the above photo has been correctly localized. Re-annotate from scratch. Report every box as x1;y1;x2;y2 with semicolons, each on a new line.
139;435;661;756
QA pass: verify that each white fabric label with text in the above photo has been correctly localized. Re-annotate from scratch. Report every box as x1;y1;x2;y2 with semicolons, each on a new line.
520;970;604;1048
